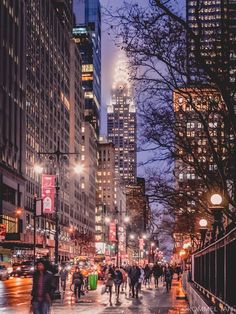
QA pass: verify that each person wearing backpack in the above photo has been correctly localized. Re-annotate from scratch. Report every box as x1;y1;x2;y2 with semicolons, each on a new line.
72;267;84;302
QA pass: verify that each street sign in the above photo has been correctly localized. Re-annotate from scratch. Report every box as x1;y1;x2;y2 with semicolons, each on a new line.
0;224;6;242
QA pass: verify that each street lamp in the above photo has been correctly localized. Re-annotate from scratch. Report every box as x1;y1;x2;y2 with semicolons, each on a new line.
34;164;43;174
209;193;224;241
124;216;130;223
210;194;223;206
129;234;135;240
199;218;208;248
74;164;84;174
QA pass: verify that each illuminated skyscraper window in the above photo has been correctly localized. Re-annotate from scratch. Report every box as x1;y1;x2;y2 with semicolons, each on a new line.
107;57;137;183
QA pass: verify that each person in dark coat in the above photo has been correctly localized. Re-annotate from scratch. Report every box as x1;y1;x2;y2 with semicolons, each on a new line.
152;263;163;288
144;264;152;287
72;267;84;301
114;267;123;300
59;265;68;292
31;260;55;314
164;265;174;292
129;265;141;298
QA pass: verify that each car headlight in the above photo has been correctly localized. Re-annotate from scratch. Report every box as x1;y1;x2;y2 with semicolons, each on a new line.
16;267;21;271
30;267;34;271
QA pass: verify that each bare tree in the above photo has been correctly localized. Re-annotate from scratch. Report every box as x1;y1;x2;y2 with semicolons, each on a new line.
105;0;236;225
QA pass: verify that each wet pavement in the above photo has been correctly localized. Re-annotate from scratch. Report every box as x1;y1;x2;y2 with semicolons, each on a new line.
0;275;189;313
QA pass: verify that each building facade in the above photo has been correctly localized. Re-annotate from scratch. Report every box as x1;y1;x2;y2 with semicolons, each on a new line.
187;0;236;85
107;59;137;184
0;0;26;261
173;88;226;237
73;0;101;137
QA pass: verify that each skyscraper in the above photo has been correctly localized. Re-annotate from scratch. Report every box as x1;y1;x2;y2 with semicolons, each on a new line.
73;0;101;137
107;59;137;184
24;0;86;261
187;0;236;84
0;0;26;254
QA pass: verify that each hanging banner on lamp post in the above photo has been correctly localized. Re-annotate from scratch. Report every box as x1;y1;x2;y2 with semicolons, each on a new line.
109;222;117;242
0;224;6;242
41;174;55;214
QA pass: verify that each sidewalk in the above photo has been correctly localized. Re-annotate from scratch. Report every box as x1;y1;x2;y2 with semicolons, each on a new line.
51;275;190;314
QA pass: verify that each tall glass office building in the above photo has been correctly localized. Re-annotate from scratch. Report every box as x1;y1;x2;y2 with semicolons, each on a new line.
73;0;101;137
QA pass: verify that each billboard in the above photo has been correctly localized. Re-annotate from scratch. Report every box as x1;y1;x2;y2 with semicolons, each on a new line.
41;175;55;214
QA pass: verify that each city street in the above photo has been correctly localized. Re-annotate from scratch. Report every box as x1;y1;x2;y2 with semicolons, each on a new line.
0;276;189;314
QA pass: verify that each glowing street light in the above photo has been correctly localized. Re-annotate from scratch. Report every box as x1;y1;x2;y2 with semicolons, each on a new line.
104;216;111;224
129;234;135;240
124;216;130;223
210;193;223;206
199;218;208;228
34;164;43;174
199;218;208;247
209;193;224;240
74;164;84;174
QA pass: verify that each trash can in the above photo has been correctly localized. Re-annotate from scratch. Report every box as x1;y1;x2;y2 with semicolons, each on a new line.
88;273;98;290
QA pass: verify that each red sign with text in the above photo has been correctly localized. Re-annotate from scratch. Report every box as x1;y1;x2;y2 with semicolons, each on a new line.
109;223;117;242
42;174;55;214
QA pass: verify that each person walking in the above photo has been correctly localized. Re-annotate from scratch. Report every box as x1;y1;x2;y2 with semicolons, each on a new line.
164;264;174;292
175;265;182;281
129;265;141;298
59;265;68;292
104;266;115;306
114;267;123;301
138;266;145;292
72;267;84;302
144;264;152;287
152;263;163;288
31;259;55;314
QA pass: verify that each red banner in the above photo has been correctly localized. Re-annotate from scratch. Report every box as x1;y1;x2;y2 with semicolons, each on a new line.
41;174;55;214
139;238;144;250
109;222;117;242
0;224;6;241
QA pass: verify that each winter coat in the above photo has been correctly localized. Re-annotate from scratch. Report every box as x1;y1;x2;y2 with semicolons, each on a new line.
31;270;55;302
72;271;84;286
129;267;141;284
114;270;123;285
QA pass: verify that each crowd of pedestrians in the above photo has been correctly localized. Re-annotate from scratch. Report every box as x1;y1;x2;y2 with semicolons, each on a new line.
29;258;182;312
102;262;182;305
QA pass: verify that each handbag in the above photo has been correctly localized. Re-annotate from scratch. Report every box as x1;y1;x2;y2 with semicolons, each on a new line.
101;284;106;295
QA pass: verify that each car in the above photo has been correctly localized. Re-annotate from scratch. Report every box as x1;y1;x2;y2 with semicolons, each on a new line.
11;261;35;277
20;261;35;277
11;263;22;277
0;265;9;280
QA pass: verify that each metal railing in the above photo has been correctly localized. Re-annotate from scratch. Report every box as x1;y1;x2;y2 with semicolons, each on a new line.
192;226;236;312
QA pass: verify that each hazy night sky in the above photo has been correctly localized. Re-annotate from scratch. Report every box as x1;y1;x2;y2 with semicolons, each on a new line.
100;1;186;257
100;0;185;176
100;0;150;175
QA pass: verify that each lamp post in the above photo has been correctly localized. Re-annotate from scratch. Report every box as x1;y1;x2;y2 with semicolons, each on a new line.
36;141;81;267
209;193;225;241
199;218;208;248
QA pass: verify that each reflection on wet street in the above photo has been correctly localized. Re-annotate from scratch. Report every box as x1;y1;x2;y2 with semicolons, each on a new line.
0;276;189;314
